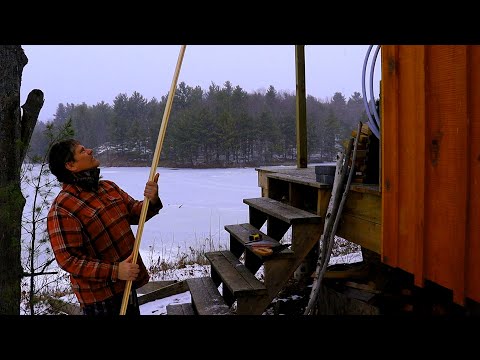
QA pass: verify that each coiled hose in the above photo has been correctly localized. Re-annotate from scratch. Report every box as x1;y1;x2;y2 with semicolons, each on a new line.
361;45;381;139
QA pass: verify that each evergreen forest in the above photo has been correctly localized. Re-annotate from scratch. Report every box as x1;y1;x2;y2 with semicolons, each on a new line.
28;81;371;167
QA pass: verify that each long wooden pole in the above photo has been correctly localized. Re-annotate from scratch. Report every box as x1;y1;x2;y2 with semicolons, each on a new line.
120;45;187;315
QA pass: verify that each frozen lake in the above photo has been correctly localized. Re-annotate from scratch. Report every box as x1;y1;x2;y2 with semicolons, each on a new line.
103;167;261;258
22;166;261;262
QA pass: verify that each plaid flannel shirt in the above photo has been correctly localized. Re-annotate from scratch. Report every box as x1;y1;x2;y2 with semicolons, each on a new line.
47;179;162;306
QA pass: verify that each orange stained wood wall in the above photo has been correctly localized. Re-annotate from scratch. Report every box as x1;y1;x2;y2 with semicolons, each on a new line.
381;45;480;306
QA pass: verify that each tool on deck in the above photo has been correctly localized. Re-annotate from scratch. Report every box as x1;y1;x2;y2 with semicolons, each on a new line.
248;233;262;241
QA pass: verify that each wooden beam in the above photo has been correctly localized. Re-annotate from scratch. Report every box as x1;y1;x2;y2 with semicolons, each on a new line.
381;45;400;267
295;45;307;168
413;45;426;289
137;280;188;305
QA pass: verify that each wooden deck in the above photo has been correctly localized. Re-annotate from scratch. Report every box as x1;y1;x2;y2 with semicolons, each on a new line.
255;165;382;254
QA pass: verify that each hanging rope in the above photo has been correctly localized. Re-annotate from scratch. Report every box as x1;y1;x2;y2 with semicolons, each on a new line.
120;45;187;315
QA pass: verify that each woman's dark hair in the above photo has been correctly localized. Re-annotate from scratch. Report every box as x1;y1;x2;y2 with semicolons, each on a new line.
48;139;80;183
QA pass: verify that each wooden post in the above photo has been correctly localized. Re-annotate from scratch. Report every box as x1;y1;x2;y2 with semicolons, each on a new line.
295;45;307;168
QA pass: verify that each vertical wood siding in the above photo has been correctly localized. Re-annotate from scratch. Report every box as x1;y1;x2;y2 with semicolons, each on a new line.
381;45;480;305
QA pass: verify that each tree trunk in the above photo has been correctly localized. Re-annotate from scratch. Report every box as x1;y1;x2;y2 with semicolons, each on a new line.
0;45;43;315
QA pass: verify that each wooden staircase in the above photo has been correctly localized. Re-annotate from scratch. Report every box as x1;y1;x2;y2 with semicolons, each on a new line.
167;195;322;315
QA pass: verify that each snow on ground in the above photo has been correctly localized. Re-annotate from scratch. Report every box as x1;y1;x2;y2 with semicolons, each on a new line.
139;264;209;315
139;250;363;315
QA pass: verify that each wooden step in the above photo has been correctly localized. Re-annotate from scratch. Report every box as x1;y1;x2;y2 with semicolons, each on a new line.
239;198;324;307
205;250;268;315
225;222;294;274
243;197;322;241
166;303;195;315
186;277;232;315
225;223;294;259
243;197;321;225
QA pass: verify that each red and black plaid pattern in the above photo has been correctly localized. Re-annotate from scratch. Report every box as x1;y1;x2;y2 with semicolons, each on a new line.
47;179;162;306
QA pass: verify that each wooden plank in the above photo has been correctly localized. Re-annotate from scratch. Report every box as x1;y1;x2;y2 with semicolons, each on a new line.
412;45;426;289
295;45;307;168
381;45;400;267
202;248;272;314
137;280;177;295
186;277;232;315
316;188;331;217
336;213;381;254
424;46;468;305
137;280;188;305
349;184;380;196
225;223;278;246
267;172;330;189
466;45;480;304
225;223;294;259
244;197;321;225
396;45;423;274
258;167;380;195
205;251;267;297
166;303;195;315
257;169;269;198
342;190;381;224
381;45;479;307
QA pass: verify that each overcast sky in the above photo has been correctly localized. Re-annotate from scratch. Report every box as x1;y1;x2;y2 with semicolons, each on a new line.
20;45;381;123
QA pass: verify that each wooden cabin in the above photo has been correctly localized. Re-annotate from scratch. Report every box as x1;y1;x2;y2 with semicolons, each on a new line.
381;45;480;309
157;45;480;315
